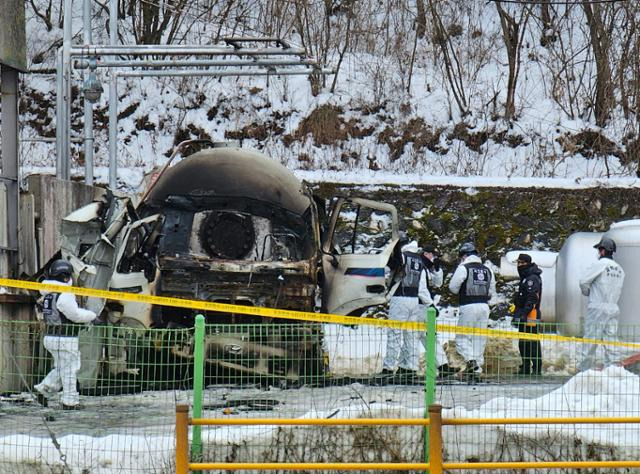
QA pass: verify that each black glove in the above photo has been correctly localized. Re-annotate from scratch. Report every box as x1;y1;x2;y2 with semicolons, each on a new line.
432;257;441;272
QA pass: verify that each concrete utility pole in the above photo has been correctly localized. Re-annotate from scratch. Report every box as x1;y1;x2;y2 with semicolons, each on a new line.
0;0;27;278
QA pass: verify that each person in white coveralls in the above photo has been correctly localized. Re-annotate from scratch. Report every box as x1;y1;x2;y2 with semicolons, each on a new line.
35;259;97;410
579;237;625;371
380;235;435;380
449;242;496;378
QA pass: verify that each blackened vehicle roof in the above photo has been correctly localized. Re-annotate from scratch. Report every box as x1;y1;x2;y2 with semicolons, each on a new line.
143;147;311;215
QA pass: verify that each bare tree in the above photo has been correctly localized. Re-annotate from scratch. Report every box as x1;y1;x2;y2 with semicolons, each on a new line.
494;1;532;120
581;0;618;126
612;2;638;121
427;0;469;116
29;0;55;31
292;0;357;96
415;0;427;39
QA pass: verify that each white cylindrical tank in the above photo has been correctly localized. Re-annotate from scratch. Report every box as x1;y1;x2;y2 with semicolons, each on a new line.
500;250;558;323
601;220;640;331
555;232;602;336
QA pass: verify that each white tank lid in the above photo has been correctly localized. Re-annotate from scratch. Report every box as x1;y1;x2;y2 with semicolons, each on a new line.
610;219;640;229
504;250;558;268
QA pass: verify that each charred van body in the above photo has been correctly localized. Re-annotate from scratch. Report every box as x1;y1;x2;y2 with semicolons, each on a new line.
55;144;399;386
139;148;321;326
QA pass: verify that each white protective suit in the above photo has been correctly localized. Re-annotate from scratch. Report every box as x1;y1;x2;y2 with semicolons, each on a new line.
383;241;433;372
419;263;447;367
35;279;96;406
449;254;496;372
578;256;625;370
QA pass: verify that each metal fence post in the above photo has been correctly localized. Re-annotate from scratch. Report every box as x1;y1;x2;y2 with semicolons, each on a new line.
191;314;205;459
424;306;437;464
428;404;443;474
176;404;189;474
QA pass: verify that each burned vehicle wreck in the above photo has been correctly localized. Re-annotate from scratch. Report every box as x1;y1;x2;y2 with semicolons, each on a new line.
57;144;399;386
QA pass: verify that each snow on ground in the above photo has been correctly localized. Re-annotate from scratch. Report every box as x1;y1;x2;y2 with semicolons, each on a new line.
445;366;640;461
19;164;640;204
324;316;460;376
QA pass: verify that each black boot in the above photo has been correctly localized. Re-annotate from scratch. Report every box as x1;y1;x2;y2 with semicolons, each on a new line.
395;367;418;384
461;360;481;383
377;368;395;377
35;392;48;407
437;364;456;379
372;368;395;385
463;360;480;373
62;404;84;411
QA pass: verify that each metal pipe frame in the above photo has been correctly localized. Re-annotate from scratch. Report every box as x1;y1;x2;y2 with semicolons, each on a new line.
75;58;320;69
190;418;431;426
118;68;331;78
176;403;640;473
55;48;64;178
108;0;117;189
56;5;324;190
83;0;93;185
24;137;83;143
61;0;72;181
191;463;431;471
70;46;307;56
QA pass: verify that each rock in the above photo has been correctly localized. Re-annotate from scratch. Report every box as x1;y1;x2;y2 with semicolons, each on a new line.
443;339;521;375
434;195;450;210
427;217;445;234
483;338;521;375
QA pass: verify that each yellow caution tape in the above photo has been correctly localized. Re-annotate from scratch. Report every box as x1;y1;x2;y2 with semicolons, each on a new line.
1;278;639;350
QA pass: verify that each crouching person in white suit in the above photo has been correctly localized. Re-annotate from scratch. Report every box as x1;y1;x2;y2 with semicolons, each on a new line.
380;235;433;382
35;259;96;410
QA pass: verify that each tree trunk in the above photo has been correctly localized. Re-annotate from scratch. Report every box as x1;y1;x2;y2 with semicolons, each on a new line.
495;2;531;120
416;0;427;39
582;1;614;126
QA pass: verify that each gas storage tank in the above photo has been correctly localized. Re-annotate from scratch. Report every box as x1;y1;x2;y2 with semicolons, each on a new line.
555;219;640;336
555;232;602;336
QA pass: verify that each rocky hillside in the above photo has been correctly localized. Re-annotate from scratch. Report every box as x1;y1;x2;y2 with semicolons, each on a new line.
313;183;640;308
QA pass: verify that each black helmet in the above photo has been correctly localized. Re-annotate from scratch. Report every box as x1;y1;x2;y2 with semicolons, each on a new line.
49;259;74;279
458;242;477;256
593;237;616;253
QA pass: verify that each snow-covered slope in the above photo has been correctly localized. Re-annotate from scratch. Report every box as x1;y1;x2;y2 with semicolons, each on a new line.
16;0;640;191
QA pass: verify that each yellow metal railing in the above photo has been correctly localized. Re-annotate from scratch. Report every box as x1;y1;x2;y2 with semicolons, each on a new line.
175;404;640;473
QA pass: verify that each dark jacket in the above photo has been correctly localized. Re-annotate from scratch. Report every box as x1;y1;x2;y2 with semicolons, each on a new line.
514;263;542;324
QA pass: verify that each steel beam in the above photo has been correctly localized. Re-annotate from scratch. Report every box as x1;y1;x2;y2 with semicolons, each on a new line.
83;0;94;185
70;46;307;56
75;58;319;69
119;68;332;78
108;0;117;189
